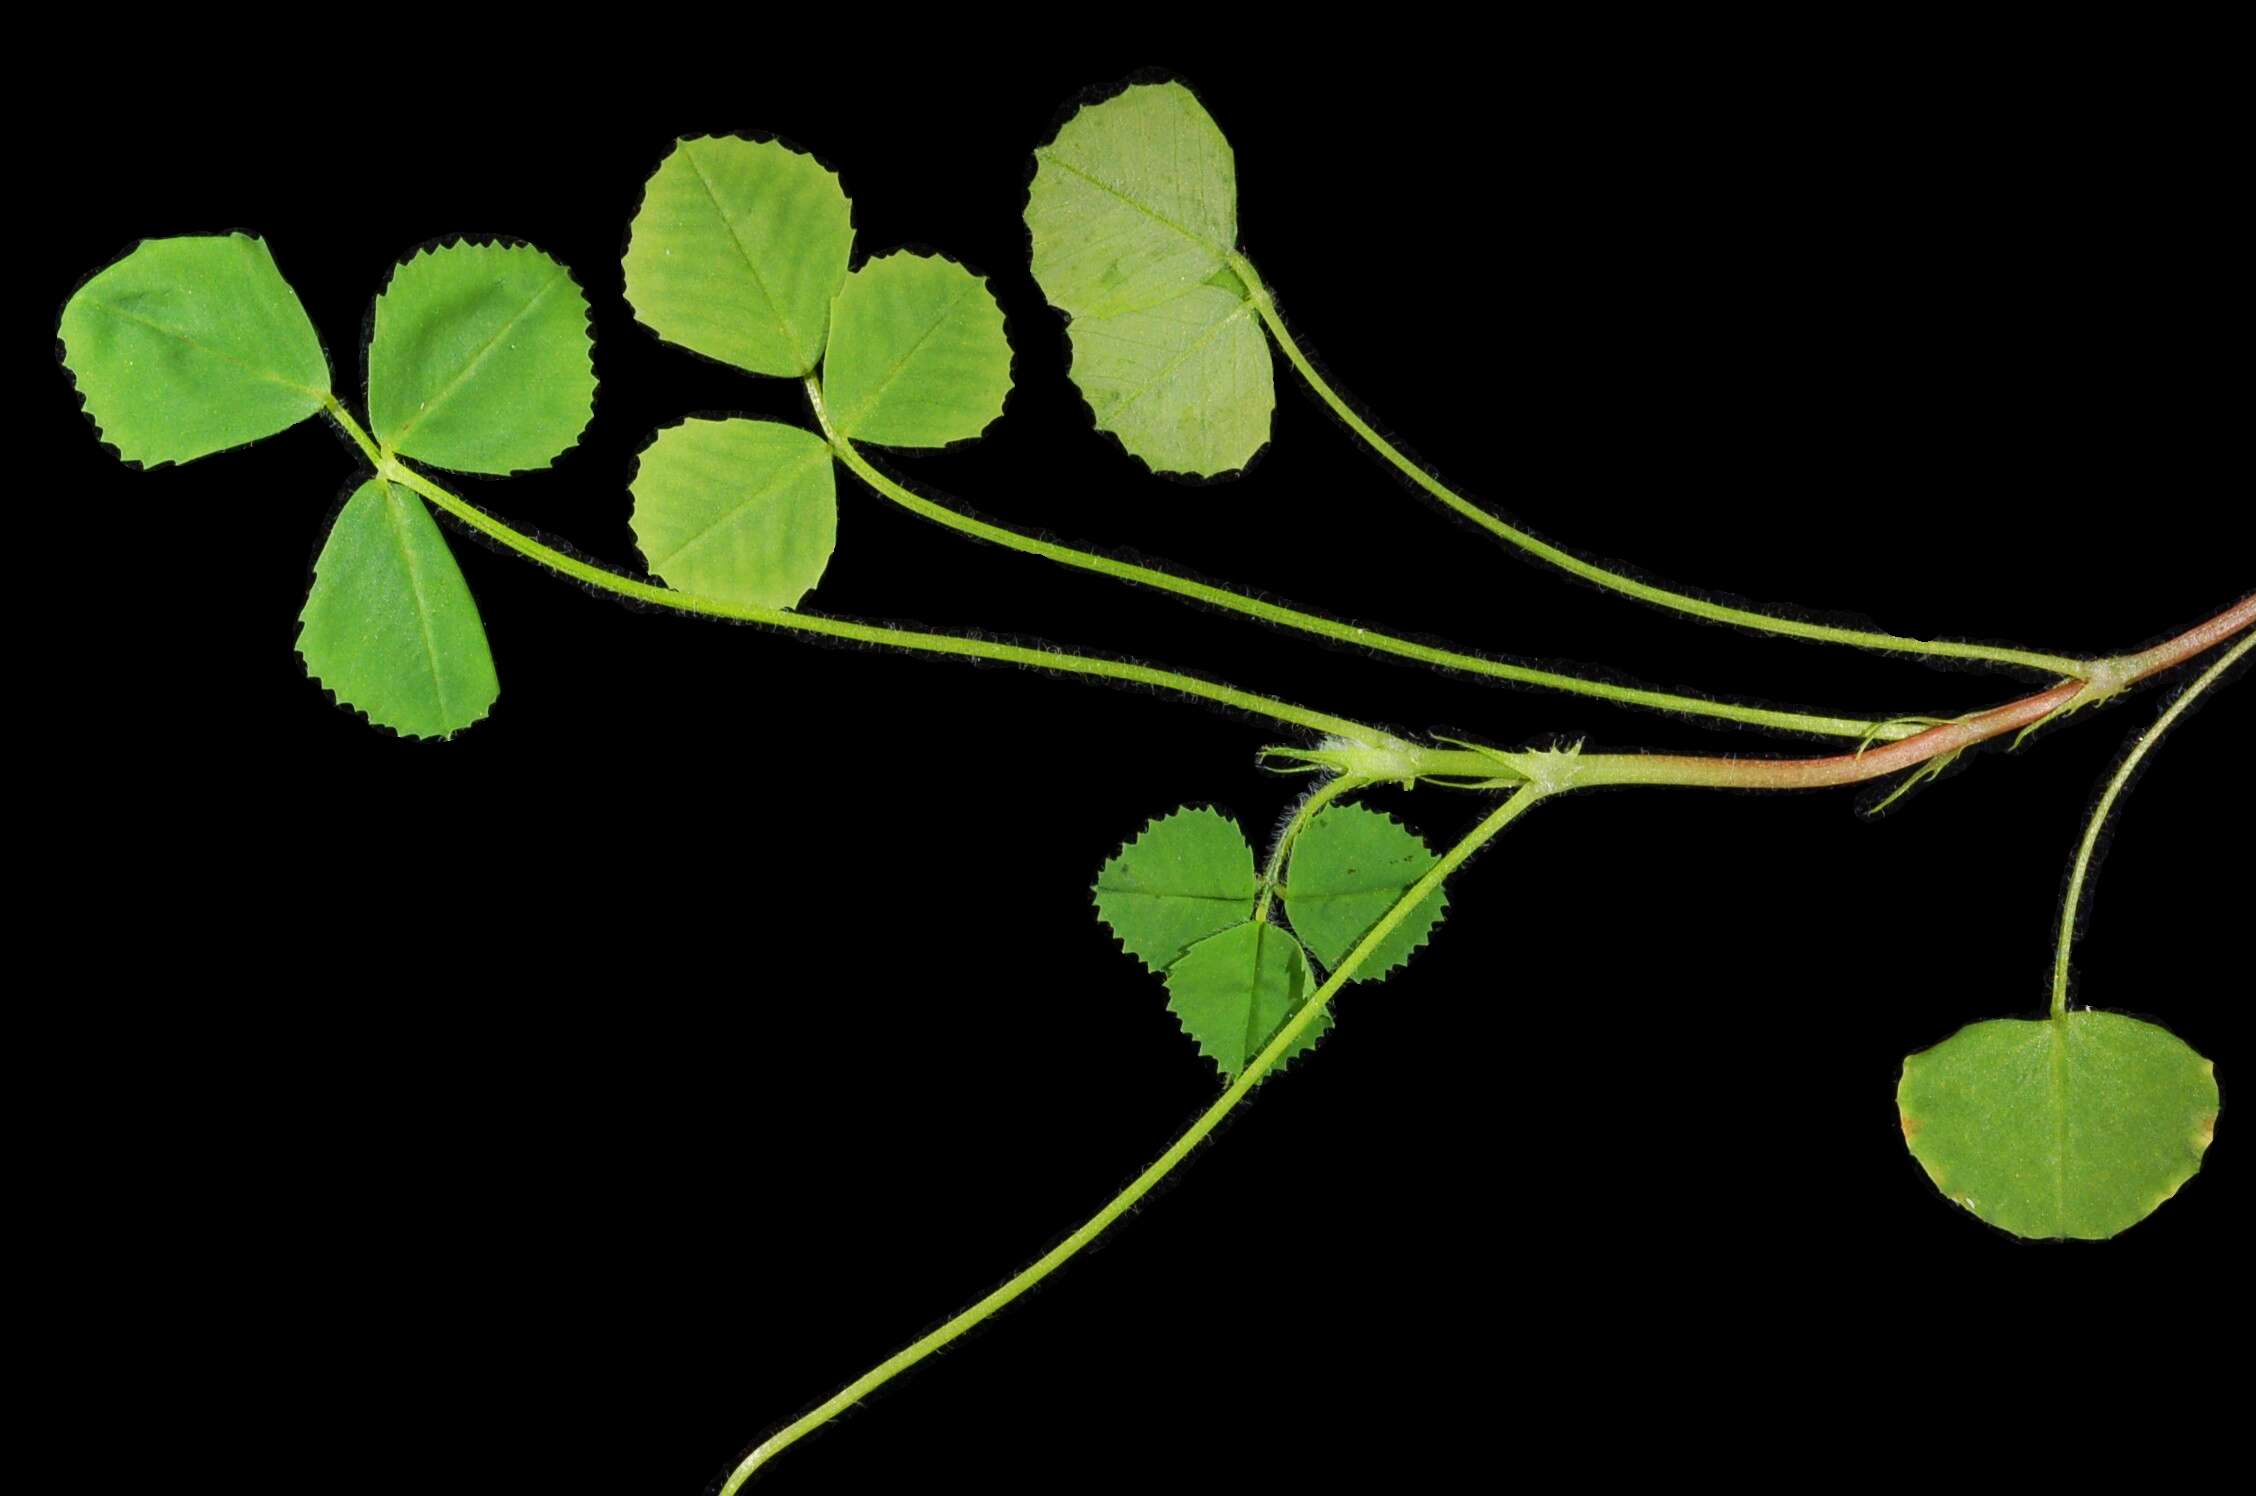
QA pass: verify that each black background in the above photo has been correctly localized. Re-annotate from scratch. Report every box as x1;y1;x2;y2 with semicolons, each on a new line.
32;25;2249;1493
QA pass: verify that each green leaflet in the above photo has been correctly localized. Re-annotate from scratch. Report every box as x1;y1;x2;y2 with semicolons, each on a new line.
1094;807;1330;1078
631;418;837;609
625;136;855;378
1898;1010;2218;1240
823;252;1012;447
1093;807;1257;972
1062;288;1274;480
1284;805;1448;978
59;233;329;466
1027;82;1275;475
1028;82;1238;319
298;479;498;739
1164;921;1330;1078
368;241;595;475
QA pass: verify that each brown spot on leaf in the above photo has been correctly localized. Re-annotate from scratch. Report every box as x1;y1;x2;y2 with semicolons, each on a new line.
1899;1112;1921;1140
2194;1112;2217;1151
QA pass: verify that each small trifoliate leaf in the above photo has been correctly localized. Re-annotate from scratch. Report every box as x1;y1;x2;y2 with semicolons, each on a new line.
1028;81;1238;320
1063;286;1273;476
59;233;329;466
1027;81;1275;477
624;136;854;378
367;241;596;475
1093;807;1257;972
822;252;1011;447
630;418;836;609
297;479;498;739
1283;805;1447;978
1897;1010;2219;1240
1164;921;1329;1078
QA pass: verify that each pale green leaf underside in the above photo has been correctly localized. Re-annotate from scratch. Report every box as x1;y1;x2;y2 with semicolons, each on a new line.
1064;287;1273;476
367;241;595;475
1093;806;1257;972
1027;82;1273;477
1028;81;1238;320
823;251;1011;447
631;418;836;609
625;135;854;378
298;479;498;739
1898;1010;2218;1240
59;233;329;466
1165;921;1330;1078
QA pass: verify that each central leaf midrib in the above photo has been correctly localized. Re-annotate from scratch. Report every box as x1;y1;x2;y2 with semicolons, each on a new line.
1095;303;1250;421
835;275;980;435
1035;150;1230;267
683;140;803;367
386;269;568;450
381;483;453;725
1238;922;1274;1067
2050;1018;2069;1234
1290;882;1426;903
81;296;325;398
648;442;832;572
1095;887;1249;903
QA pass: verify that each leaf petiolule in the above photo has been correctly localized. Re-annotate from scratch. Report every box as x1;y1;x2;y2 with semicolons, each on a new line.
297;479;499;739
1283;805;1448;977
1163;920;1330;1078
1027;81;1274;476
59;233;330;466
625;135;855;379
822;252;1012;448
367;240;596;475
630;418;837;609
1092;807;1258;972
1897;1010;2219;1240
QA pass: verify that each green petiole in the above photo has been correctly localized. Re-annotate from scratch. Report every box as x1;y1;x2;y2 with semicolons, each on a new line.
715;592;2251;1485
805;378;1927;743
1251;775;1354;923
715;784;1549;1493
2049;630;2253;1017
325;399;1381;747
1228;252;2097;681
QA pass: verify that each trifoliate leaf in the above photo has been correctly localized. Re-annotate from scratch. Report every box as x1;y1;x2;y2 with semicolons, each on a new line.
624;135;854;378
1897;1010;2219;1240
822;252;1011;447
1164;921;1330;1078
1062;286;1273;477
1093;807;1257;972
367;241;596;475
630;418;836;609
297;479;498;739
59;233;329;466
1027;81;1275;476
1283;805;1447;978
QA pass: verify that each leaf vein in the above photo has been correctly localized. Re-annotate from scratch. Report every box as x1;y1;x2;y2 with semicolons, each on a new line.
387;270;568;450
648;441;833;572
381;484;452;724
1035;151;1229;265
835;276;980;435
77;297;324;398
681;140;800;368
1101;303;1251;421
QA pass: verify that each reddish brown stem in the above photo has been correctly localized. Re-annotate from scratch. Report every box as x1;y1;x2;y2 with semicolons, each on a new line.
1576;593;2255;792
